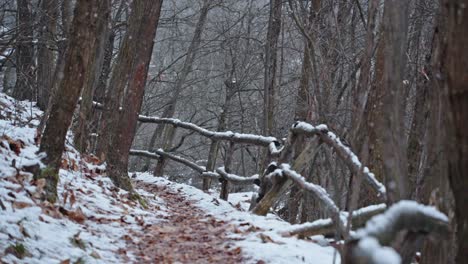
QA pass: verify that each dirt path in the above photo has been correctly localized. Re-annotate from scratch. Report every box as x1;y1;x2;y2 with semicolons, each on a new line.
126;180;245;263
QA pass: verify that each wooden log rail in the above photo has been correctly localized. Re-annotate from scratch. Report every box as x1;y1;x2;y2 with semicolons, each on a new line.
281;203;387;237
290;122;387;197
131;116;386;204
129;148;260;197
138;115;282;155
128;116;389;238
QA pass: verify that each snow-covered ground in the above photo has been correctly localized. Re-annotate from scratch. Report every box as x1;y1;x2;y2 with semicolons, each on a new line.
0;94;167;263
0;93;340;263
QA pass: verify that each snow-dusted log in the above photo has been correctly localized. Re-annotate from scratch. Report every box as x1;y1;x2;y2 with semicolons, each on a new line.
281;204;387;237
344;200;450;264
138;115;280;148
353;200;449;245
130;149;261;185
216;167;259;185
129;149;208;174
290;122;387;200
278;163;340;215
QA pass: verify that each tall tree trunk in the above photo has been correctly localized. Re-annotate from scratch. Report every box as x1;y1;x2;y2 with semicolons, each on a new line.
263;0;281;137
73;4;110;153
258;0;282;174
348;0;379;209
13;0;34;101
288;21;317;224
103;0;163;191
36;0;58;109
378;0;410;203
153;0;212;176
442;0;468;263
37;0;110;202
37;0;74;134
37;0;58;110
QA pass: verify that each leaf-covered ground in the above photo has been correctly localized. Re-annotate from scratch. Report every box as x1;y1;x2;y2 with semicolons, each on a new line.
128;180;243;263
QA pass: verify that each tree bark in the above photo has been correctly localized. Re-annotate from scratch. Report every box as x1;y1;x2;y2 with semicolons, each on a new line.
13;0;34;101
263;0;281;137
73;2;110;153
378;0;411;203
442;0;468;263
103;0;163;191
37;0;58;110
38;0;110;202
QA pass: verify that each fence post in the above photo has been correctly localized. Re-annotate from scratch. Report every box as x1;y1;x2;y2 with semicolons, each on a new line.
220;142;235;200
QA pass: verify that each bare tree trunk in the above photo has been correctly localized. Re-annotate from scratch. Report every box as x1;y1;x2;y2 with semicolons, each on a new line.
73;3;110;153
442;0;468;263
263;0;281;137
37;0;74;134
13;0;34;101
220;142;235;200
378;0;411;203
37;0;58;110
103;0;163;191
37;0;110;202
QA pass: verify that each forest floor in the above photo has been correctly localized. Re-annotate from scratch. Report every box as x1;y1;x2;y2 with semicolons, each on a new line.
0;93;339;263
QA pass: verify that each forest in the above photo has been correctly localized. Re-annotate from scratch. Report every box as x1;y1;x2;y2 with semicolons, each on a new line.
0;0;467;263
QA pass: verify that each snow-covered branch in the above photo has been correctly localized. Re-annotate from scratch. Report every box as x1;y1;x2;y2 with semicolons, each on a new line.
130;149;261;185
281;204;387;237
278;163;340;215
216;167;259;185
345;200;450;264
138;115;280;148
290;122;387;200
353;200;449;245
129;149;207;174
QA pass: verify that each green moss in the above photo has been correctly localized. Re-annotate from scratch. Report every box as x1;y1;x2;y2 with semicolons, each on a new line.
4;243;29;259
73;257;86;264
130;192;148;209
70;236;86;250
38;166;59;203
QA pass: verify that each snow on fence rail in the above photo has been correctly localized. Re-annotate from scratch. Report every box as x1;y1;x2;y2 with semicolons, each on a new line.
344;200;449;264
129;149;259;185
290;122;386;199
281;203;387;237
129;116;450;262
131;116;387;208
138;115;282;153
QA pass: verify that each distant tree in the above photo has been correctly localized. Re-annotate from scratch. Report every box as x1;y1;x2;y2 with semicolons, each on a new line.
36;0;58;110
13;0;34;101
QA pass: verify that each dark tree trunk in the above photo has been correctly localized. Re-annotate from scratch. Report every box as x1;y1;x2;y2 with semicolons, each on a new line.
378;0;411;203
442;0;468;263
263;0;281;137
37;0;110;202
103;0;163;192
73;3;111;153
13;0;34;101
37;0;58;110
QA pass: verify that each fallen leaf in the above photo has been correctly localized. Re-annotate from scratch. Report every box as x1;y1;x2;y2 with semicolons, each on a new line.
90;251;101;259
258;233;274;243
60;207;86;224
12;201;33;209
69;190;76;208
